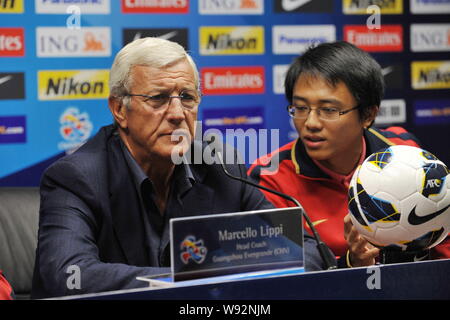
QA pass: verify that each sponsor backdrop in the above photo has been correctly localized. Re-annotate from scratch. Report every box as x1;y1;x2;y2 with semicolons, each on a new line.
0;0;449;186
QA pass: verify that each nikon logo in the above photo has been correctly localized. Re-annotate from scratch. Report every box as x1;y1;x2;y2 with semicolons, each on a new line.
412;61;450;90
38;70;109;100
419;69;450;84
0;0;23;13
200;26;264;55
208;34;257;50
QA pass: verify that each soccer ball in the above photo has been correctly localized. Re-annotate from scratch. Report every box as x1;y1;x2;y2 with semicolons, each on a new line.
348;145;450;252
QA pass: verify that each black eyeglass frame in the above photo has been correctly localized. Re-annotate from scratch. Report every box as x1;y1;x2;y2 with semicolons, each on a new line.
286;104;360;120
122;91;202;110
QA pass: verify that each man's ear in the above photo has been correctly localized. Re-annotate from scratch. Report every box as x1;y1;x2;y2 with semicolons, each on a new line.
363;105;379;129
108;96;128;129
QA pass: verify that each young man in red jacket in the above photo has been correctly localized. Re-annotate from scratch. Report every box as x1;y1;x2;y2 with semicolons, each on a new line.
0;271;13;300
248;41;449;267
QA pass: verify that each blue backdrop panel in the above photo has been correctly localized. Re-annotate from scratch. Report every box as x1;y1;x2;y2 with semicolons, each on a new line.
0;0;449;186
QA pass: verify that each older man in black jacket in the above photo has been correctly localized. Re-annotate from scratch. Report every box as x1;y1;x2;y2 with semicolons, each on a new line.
32;37;330;299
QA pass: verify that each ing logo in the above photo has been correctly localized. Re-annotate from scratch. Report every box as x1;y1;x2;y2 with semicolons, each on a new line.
83;32;105;52
180;236;207;265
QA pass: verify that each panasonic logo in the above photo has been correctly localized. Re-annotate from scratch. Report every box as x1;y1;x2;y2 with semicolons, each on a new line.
273;25;335;54
279;36;328;44
410;0;450;14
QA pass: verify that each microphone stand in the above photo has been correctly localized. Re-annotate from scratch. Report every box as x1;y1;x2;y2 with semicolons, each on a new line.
216;152;337;270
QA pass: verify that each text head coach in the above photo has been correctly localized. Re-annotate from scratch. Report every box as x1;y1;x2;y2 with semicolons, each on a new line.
31;37;330;299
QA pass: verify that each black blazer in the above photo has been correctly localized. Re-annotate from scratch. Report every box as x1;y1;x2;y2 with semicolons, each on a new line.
32;125;328;298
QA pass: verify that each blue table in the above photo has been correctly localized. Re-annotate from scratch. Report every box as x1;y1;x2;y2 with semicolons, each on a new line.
61;259;450;300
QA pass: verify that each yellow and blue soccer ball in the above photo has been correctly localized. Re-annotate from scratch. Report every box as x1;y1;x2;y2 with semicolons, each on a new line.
348;145;450;252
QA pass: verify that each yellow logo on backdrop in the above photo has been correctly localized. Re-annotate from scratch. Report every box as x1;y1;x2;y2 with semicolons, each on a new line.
411;61;450;90
342;0;403;14
0;0;23;13
199;26;264;55
38;70;110;100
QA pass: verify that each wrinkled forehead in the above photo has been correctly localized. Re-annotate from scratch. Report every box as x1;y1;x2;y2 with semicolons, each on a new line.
127;60;198;90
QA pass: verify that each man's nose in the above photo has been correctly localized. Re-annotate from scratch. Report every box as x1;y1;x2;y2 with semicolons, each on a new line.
304;108;323;130
166;97;186;121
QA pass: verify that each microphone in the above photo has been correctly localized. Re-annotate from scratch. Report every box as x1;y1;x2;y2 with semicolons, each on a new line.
216;151;337;270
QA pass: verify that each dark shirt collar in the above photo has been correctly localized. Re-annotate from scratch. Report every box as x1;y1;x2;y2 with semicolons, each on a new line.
119;139;195;195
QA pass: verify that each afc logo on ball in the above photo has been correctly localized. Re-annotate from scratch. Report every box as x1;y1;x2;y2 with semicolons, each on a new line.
425;178;442;190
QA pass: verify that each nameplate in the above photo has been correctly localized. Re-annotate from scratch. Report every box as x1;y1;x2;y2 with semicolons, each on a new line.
170;207;304;281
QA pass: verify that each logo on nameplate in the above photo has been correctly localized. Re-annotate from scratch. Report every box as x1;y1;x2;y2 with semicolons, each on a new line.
171;208;304;281
180;236;208;264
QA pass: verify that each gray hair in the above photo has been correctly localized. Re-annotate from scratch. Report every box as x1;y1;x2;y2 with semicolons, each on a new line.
109;37;200;104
